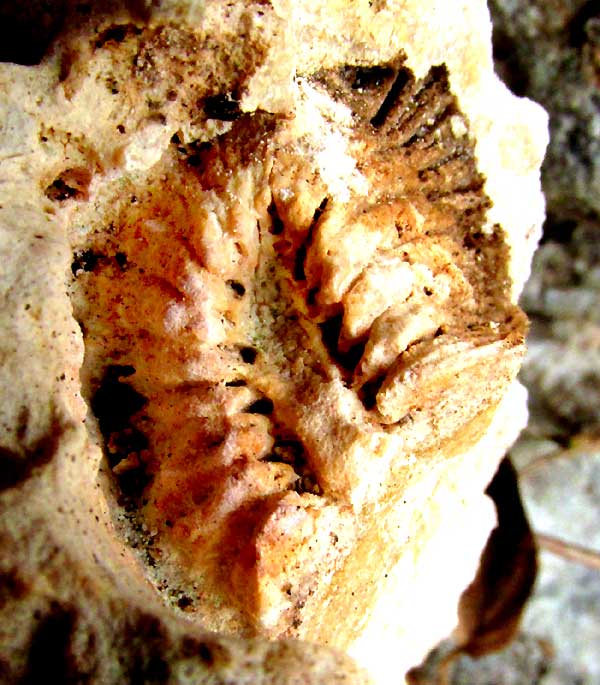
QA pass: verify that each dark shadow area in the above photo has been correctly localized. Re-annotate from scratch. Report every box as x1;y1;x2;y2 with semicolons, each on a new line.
0;1;152;66
490;24;530;97
0;0;68;65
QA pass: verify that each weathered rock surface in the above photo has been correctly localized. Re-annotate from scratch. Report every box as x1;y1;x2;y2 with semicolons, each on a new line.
0;2;547;683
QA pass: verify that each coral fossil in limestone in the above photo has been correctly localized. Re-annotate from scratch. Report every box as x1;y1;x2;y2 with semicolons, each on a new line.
0;1;548;683
67;41;524;636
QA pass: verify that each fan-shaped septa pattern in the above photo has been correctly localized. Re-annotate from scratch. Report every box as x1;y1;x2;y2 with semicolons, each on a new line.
66;55;526;637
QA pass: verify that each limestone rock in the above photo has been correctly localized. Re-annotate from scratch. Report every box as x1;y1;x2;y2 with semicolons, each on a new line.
0;1;547;683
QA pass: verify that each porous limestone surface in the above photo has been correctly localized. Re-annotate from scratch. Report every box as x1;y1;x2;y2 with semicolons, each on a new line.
0;2;547;683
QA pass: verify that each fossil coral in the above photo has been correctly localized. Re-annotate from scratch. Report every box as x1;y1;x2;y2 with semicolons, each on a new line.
0;1;547;683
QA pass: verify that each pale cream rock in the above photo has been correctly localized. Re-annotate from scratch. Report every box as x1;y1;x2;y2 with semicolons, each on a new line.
0;1;547;684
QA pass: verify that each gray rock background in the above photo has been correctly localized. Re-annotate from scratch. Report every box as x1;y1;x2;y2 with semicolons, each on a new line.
449;2;600;683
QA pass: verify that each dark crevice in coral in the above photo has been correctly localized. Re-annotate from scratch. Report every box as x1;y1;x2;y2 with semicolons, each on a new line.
262;438;303;465
417;149;466;176
326;54;491;251
45;168;92;203
239;347;258;364
45;179;80;202
401;103;457;149
339;340;368;373
425;180;486;202
95;23;142;49
425;64;450;89
115;251;128;269
71;249;103;275
171;135;213;170
262;436;322;495
358;374;386;411
318;314;343;359
349;64;396;91
91;366;146;435
293;244;308;281
371;67;413;128
226;279;246;297
293;473;323;496
244;398;274;415
311;196;329;225
268;199;285;235
91;366;150;499
318;314;366;373
293;197;328;281
203;94;241;121
116;468;151;500
107;428;149;467
306;287;319;306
